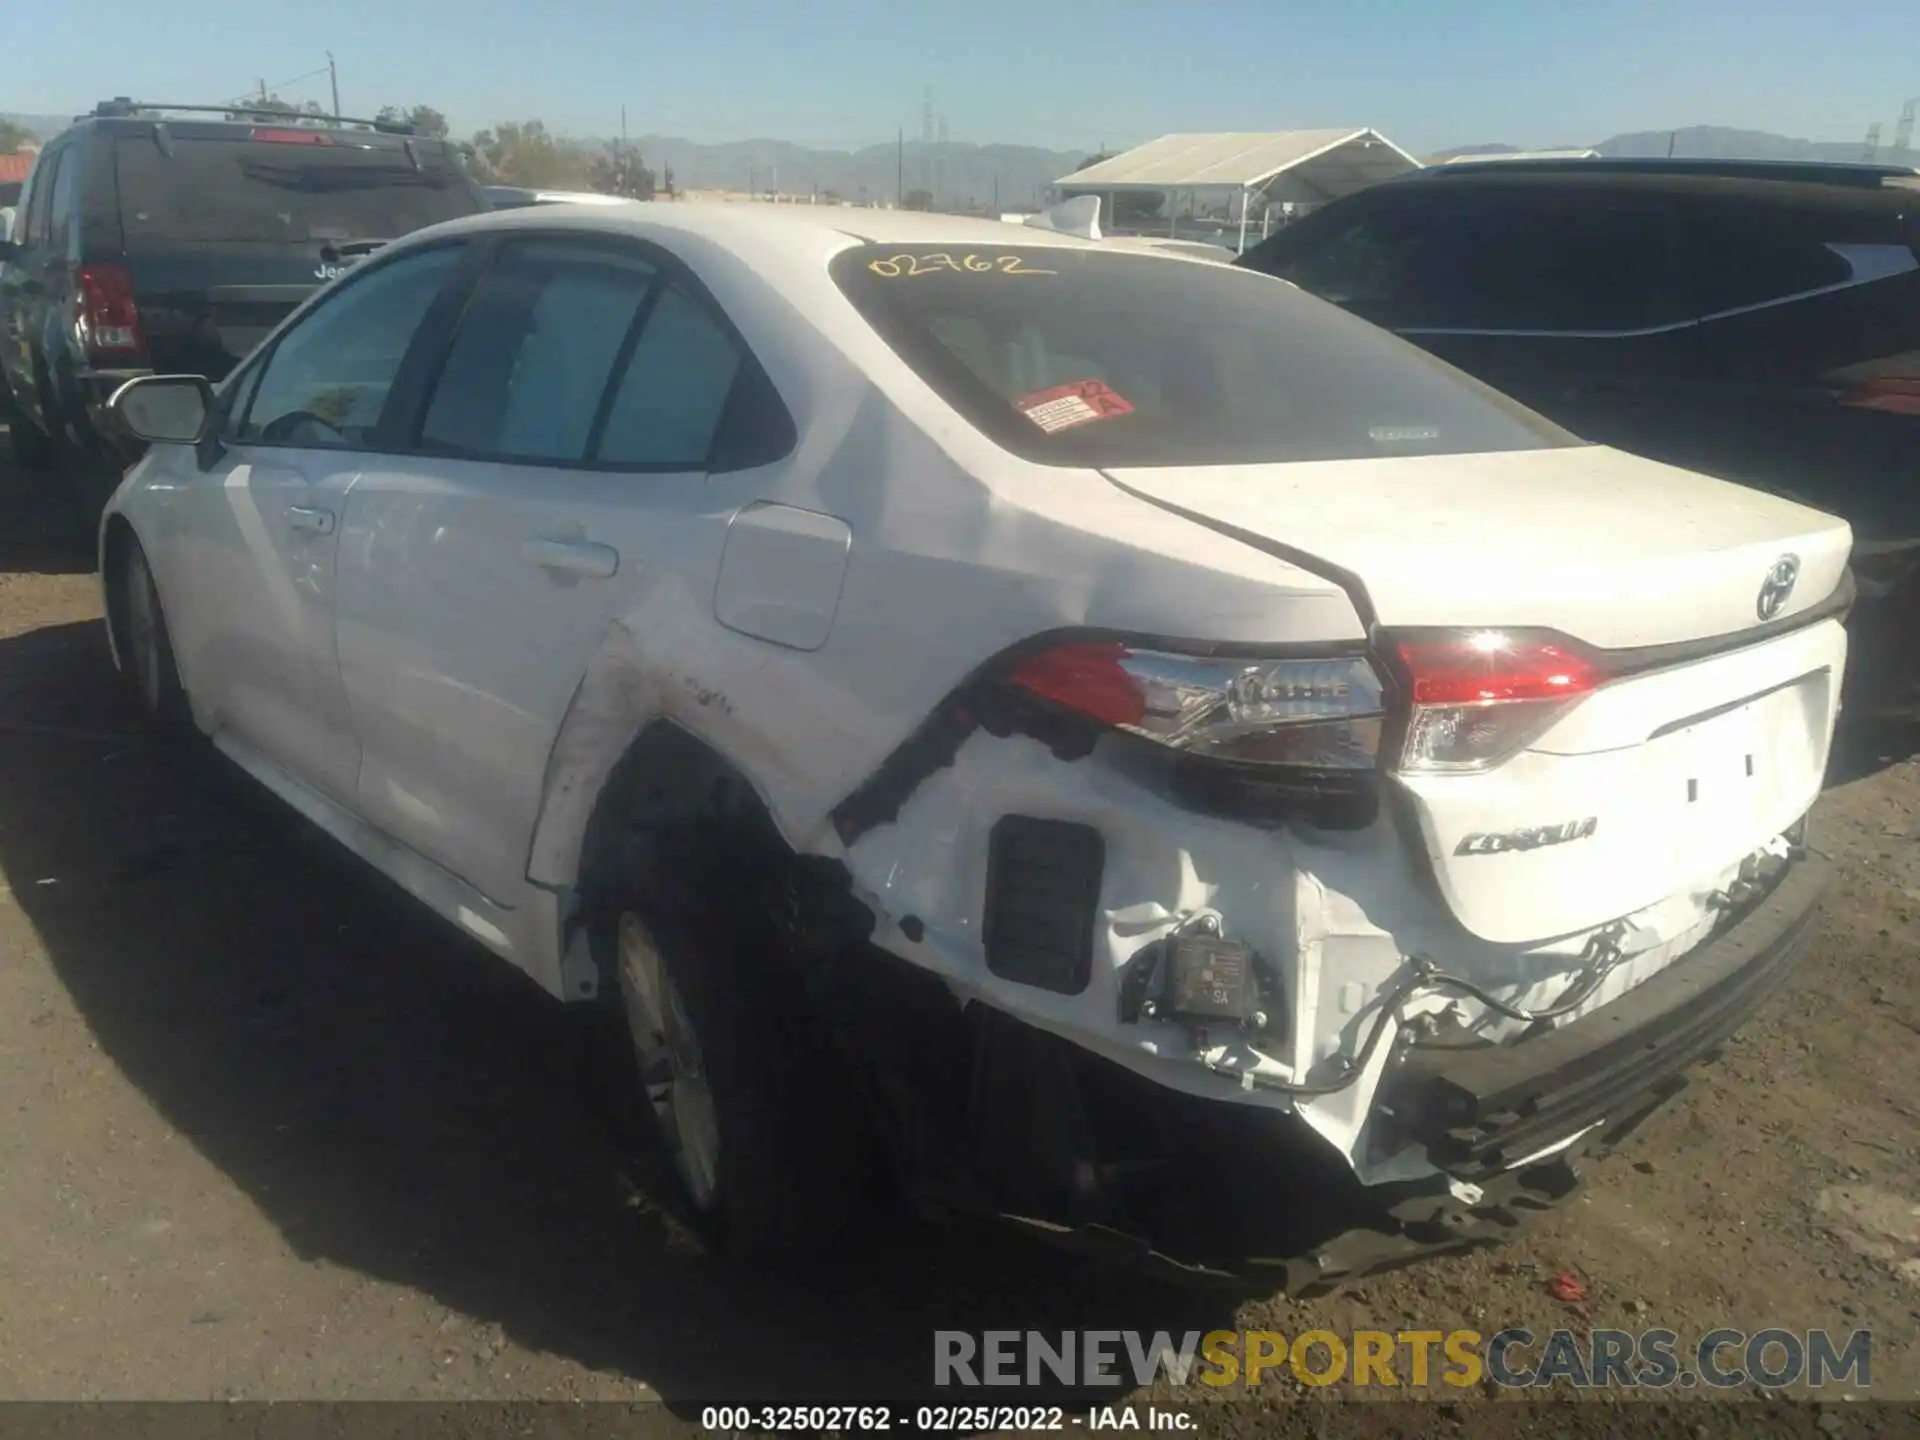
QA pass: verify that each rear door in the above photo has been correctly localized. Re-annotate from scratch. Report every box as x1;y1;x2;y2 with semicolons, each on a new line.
333;234;773;901
110;127;485;380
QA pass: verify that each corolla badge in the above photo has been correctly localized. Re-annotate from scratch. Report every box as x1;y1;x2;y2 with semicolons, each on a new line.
1756;554;1800;622
1455;817;1598;856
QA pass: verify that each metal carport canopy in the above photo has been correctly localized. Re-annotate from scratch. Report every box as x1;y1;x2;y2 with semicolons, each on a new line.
1056;129;1421;196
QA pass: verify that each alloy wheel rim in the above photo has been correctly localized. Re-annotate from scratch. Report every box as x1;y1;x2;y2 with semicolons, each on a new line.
617;912;721;1211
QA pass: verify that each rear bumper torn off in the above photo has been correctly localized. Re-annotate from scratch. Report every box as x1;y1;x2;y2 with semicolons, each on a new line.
1380;852;1829;1180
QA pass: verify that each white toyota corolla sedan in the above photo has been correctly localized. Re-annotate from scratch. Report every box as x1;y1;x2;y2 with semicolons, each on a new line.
101;201;1852;1288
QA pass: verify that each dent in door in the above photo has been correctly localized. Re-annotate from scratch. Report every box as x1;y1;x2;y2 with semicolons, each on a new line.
712;503;852;652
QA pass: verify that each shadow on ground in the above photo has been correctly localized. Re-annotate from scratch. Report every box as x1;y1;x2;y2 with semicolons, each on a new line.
0;429;96;576
1825;718;1920;788
0;619;1246;1410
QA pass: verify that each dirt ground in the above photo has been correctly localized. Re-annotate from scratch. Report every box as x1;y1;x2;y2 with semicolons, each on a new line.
0;434;1917;1426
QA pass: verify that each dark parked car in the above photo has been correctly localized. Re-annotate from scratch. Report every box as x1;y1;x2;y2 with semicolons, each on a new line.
0;99;487;511
1237;158;1920;720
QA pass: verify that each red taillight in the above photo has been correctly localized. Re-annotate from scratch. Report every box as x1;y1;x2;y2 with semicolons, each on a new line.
1004;640;1385;769
1397;635;1601;706
74;263;146;359
251;127;334;145
1841;378;1920;416
1396;630;1602;773
1006;642;1146;727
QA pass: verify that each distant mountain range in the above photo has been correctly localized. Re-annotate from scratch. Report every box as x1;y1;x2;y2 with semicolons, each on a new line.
626;134;1085;208
9;110;1914;200
1433;125;1919;167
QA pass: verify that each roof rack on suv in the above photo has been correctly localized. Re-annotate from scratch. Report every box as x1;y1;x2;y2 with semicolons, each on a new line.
1411;155;1920;189
84;97;416;135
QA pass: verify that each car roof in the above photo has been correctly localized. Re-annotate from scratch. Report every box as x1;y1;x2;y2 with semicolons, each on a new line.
1397;156;1920;192
406;200;1131;273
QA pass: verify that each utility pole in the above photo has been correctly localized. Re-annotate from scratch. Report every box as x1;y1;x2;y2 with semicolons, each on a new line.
258;78;268;103
327;52;340;117
1895;98;1918;158
897;127;904;207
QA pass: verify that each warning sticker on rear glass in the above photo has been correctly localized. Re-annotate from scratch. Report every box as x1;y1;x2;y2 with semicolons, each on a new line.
1016;380;1135;434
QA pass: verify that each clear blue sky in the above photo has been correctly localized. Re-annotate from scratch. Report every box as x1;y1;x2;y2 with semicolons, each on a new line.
5;0;1915;153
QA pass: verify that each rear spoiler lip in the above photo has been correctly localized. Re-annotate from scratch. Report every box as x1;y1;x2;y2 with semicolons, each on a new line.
1379;568;1857;684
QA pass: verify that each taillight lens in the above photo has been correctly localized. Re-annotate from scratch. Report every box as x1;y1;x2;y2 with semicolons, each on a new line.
1396;630;1601;772
74;264;146;359
1840;378;1920;416
1006;642;1384;768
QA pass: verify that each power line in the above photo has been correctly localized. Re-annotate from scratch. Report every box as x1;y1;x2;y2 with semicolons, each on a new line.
223;64;332;109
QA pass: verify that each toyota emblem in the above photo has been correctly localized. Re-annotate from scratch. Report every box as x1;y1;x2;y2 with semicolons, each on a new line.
1757;554;1800;621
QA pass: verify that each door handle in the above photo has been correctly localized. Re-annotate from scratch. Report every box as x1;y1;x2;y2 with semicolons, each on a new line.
523;537;619;580
286;504;336;535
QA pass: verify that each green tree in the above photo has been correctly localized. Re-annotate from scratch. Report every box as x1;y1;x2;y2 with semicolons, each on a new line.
375;104;449;138
902;187;933;211
465;120;589;188
587;139;655;199
0;119;34;154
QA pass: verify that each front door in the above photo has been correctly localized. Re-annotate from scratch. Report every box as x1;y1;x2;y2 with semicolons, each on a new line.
166;241;470;800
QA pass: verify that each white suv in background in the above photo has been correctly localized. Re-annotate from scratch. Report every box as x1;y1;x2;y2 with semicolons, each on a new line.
101;201;1849;1289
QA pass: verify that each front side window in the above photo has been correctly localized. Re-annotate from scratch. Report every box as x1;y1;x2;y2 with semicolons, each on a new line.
237;243;464;448
419;240;657;463
832;244;1580;468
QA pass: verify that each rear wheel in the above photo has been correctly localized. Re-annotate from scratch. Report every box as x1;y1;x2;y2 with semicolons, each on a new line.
609;821;881;1265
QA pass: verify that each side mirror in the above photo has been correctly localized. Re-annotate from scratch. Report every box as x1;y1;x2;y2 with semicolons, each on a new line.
110;375;215;444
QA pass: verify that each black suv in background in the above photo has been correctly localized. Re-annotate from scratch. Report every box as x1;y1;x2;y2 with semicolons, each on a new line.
0;99;487;511
1237;158;1920;720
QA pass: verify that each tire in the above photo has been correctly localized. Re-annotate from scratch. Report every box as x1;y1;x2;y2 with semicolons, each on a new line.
118;539;193;733
610;819;881;1267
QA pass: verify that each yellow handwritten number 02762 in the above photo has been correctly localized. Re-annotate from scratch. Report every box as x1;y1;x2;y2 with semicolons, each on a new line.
867;253;1057;278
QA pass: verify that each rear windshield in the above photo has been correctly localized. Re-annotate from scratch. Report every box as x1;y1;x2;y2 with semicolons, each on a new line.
830;245;1580;467
113;135;481;244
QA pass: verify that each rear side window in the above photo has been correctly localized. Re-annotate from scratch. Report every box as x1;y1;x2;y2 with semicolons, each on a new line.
45;151;77;251
420;241;656;462
417;239;764;470
832;245;1579;468
21;150;63;247
1249;189;1697;333
596;285;742;466
112;134;480;245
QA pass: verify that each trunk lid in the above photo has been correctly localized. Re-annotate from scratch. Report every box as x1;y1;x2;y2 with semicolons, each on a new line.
1103;444;1851;648
1104;444;1851;943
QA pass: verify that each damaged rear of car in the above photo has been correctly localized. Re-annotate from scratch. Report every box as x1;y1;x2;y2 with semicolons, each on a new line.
789;245;1849;1290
